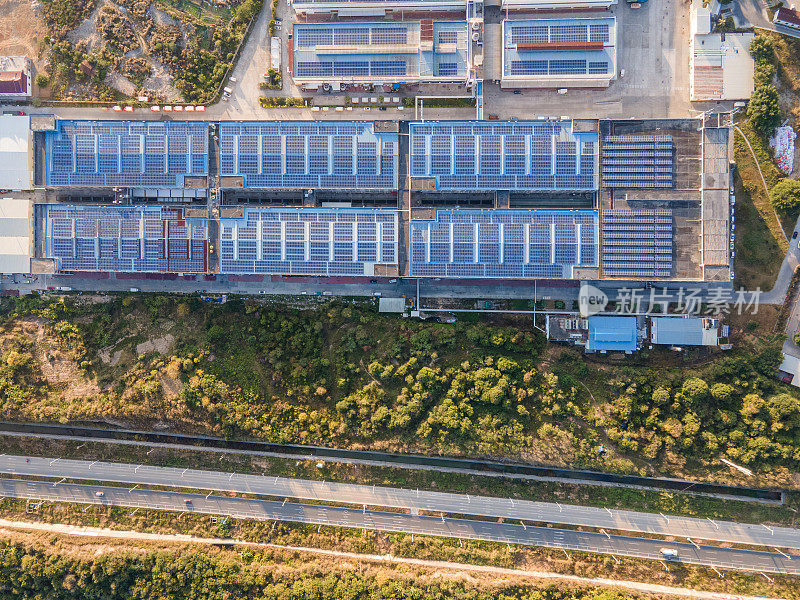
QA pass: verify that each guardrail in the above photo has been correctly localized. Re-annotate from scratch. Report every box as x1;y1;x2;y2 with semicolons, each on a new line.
0;422;783;503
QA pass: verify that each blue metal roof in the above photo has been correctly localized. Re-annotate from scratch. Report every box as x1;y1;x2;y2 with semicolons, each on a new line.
218;207;398;276
410;208;598;279
409;120;599;191
45;120;208;187
218;121;398;190
586;316;637;352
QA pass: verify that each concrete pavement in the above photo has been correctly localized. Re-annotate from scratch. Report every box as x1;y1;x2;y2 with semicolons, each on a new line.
1;455;797;550
2;478;798;574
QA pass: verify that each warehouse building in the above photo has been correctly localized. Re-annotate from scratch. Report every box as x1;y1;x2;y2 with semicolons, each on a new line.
409;120;599;190
410;208;598;279
218;121;399;190
291;21;472;86
290;0;467;16
44;120;209;188
218;207;398;276
501;0;617;10
500;17;617;89
44;205;208;273
0;114;33;191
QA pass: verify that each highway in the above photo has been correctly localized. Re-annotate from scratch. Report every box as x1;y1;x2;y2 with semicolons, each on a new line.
1;478;797;575
1;455;797;551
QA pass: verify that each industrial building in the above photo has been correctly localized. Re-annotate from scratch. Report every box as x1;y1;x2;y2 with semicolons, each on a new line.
0;114;33;191
410;209;598;279
690;0;754;101
291;21;472;85
218;207;398;276
18;117;722;286
409;120;599;190
44;120;209;188
501;0;616;9
44;205;208;273
650;316;720;346
0;196;32;274
586;316;640;353
218;121;398;190
289;0;467;16
500;17;617;89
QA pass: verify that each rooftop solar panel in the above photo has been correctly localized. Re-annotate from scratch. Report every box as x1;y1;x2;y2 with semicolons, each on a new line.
218;207;398;276
44;205;208;273
409;120;598;190
219;121;399;189
601;209;673;278
410;209;599;279
46;120;208;188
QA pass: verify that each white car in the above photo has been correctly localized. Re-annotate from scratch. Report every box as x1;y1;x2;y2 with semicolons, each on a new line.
660;548;678;559
95;491;104;498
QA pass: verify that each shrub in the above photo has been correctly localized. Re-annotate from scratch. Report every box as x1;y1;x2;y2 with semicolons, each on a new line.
771;179;800;212
749;34;775;64
753;61;776;88
747;84;781;135
35;73;50;87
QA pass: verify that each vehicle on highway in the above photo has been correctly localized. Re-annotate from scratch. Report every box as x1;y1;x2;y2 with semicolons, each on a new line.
660;548;678;559
793;231;798;240
95;491;104;497
184;498;192;505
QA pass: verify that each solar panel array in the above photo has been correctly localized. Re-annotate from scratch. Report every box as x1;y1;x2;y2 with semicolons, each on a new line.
45;205;208;273
219;207;398;276
601;135;675;189
509;59;609;76
509;22;610;44
410;209;599;279
219;122;398;189
295;24;410;47
601;209;673;278
409;121;598;190
46;121;208;187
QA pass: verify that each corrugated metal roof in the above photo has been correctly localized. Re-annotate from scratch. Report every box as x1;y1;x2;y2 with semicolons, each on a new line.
651;317;703;346
586;316;637;352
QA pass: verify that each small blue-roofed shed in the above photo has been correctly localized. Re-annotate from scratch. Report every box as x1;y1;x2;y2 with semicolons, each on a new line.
586;316;638;353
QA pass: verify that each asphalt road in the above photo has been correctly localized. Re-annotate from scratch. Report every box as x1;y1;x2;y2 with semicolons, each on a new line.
2;478;797;575
1;455;797;551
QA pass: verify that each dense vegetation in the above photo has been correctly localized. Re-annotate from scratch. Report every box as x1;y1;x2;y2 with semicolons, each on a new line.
748;35;782;136
0;541;664;600
40;0;264;102
0;294;797;480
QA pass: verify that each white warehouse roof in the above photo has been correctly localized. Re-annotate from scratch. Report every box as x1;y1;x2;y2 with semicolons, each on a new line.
0;115;32;191
0;196;31;274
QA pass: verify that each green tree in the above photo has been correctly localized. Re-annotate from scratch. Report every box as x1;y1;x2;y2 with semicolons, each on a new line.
753;61;776;87
747;84;781;135
771;179;800;212
749;34;775;63
35;73;50;87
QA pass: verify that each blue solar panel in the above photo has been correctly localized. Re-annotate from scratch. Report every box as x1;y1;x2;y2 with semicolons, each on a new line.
410;120;598;191
218;207;398;276
46;120;208;187
219;121;398;189
45;205;208;273
410;209;599;279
